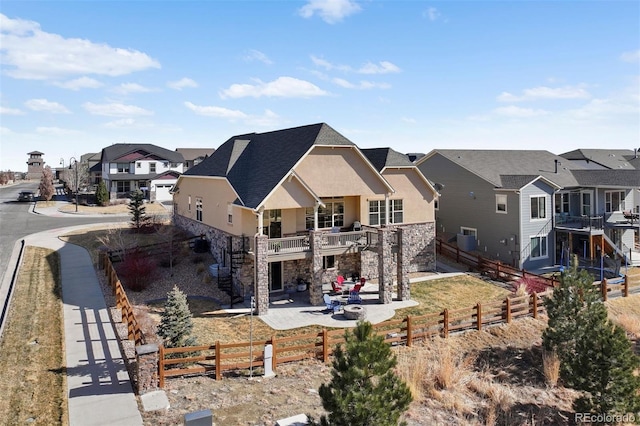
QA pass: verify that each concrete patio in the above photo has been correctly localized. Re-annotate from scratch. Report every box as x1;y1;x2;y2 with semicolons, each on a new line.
222;271;466;330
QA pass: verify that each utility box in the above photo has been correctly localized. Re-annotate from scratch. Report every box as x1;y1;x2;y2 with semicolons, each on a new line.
457;233;477;252
209;264;230;277
184;409;213;426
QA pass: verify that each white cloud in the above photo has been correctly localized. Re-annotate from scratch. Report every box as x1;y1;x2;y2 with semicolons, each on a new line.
53;76;103;91
167;78;198;90
620;49;640;63
243;49;273;65
493;106;549;117
401;117;417;124
0;13;160;80
103;118;138;128
0;126;11;134
332;78;390;89
219;76;329;99
184;102;248;120
35;126;79;135
298;0;362;24
83;102;153;117
311;56;400;75
424;7;440;21
1;106;24;115
25;98;71;113
310;55;351;72
357;61;401;74
497;85;591;102
113;83;156;95
184;102;283;127
245;109;282;127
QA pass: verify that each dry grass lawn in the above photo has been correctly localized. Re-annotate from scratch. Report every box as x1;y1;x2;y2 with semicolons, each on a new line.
57;201;168;215
0;247;67;425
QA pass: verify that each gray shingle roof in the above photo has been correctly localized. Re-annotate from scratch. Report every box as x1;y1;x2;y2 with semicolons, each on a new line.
431;150;580;188
361;148;414;171
571;169;640;187
560;149;636;170
101;144;184;163
175;148;215;161
499;175;541;189
184;123;355;209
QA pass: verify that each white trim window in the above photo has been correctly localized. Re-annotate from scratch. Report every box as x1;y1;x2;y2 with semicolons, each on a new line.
227;203;233;224
391;199;404;224
530;235;548;259
150;162;156;173
369;199;404;226
195;197;203;222
460;227;477;237
116;163;129;173
306;200;344;229
605;190;626;213
496;194;507;213
555;192;569;213
530;195;546;220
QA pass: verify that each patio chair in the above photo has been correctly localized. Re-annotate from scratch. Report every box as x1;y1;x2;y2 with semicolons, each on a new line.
323;294;342;313
347;286;362;304
331;281;344;295
360;277;366;286
337;275;345;285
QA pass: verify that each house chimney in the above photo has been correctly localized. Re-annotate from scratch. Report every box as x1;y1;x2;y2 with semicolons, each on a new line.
554;159;561;173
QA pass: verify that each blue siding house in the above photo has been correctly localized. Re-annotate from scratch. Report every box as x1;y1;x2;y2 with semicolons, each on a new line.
416;149;639;272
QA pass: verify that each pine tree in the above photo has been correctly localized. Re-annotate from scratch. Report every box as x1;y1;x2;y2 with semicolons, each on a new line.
95;180;108;206
128;189;150;231
38;166;55;201
543;255;640;414
156;286;197;349
310;321;412;426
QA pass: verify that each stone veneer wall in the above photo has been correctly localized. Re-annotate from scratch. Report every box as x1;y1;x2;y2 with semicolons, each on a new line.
174;215;254;296
399;222;436;273
135;344;159;394
254;235;269;314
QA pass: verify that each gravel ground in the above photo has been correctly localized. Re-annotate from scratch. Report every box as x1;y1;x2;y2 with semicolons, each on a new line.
97;249;577;426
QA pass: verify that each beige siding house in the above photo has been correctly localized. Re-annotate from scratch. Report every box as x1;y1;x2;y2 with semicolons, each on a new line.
173;123;438;314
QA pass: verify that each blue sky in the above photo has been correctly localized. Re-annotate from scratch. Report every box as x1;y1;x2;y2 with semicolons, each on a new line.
1;0;638;172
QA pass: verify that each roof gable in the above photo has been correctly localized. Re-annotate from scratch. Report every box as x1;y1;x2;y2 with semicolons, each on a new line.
184;123;356;208
101;143;184;164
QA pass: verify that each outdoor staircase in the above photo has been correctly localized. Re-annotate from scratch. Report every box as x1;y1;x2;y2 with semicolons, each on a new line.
217;236;246;307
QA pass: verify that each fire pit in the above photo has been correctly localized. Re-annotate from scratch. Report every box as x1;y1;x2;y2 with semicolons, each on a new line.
343;305;366;320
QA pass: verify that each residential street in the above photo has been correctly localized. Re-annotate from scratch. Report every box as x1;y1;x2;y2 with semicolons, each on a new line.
0;182;125;335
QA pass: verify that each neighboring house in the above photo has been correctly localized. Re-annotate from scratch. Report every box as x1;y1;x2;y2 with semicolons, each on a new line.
81;152;102;187
175;148;215;170
26;151;45;180
172;123;438;314
416;150;640;273
99;143;184;202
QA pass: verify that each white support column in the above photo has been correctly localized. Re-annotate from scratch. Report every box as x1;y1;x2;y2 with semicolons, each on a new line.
384;193;390;226
314;202;320;231
257;208;264;235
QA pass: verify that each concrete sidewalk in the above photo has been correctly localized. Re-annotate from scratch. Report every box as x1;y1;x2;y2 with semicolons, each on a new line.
24;227;142;426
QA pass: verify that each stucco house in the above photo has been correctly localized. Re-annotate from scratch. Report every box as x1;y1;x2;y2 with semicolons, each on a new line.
172;123;438;314
99;143;184;202
416;149;640;273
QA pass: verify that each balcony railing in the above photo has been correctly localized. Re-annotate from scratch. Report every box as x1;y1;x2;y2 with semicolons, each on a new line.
268;235;310;254
555;214;603;231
